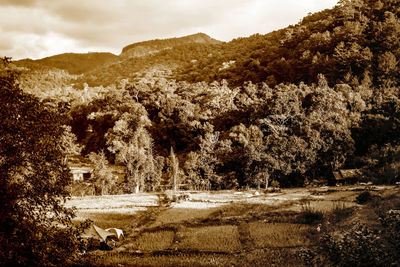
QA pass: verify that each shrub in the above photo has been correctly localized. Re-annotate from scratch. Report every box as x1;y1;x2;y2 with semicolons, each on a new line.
302;211;400;266
157;193;172;207
302;224;390;267
355;191;374;204
329;201;354;223
299;201;324;225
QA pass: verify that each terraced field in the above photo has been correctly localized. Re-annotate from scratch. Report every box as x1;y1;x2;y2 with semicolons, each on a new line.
68;185;399;266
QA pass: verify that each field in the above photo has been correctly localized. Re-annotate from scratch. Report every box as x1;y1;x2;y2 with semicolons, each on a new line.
68;185;400;266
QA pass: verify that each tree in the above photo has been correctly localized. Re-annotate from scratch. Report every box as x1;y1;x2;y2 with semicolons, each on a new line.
0;57;80;265
168;147;179;194
88;151;116;195
106;106;157;193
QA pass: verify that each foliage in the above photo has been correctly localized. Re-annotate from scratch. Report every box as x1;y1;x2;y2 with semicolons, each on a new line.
303;221;397;267
176;0;400;88
121;33;220;56
106;102;158;193
0;57;81;265
303;196;400;267
88;151;117;195
355;191;375;204
299;201;324;225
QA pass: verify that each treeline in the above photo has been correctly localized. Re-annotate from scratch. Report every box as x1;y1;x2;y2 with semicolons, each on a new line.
68;75;399;192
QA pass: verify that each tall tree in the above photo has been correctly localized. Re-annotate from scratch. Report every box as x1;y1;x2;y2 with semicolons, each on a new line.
88;151;116;195
106;105;157;193
168;147;179;194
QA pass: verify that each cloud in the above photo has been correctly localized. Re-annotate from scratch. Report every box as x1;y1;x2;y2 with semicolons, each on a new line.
0;0;339;59
0;0;38;7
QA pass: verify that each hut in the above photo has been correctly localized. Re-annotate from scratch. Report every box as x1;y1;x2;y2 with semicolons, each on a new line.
333;169;361;184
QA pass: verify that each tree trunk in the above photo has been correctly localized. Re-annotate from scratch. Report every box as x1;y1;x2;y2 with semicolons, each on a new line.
135;184;139;194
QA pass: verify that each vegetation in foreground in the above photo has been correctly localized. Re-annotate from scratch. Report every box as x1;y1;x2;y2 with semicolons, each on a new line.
73;186;399;266
0;58;84;265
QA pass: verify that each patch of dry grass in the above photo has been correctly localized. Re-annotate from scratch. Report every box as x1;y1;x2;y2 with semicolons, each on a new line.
130;231;174;251
90;252;236;267
176;225;242;252
248;222;317;248
150;207;220;228
238;248;306;267
66;193;158;213
73;212;138;229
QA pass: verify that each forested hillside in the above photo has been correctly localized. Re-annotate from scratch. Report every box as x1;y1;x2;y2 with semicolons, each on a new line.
176;0;400;88
14;33;221;88
121;33;221;57
9;0;400;193
15;52;118;75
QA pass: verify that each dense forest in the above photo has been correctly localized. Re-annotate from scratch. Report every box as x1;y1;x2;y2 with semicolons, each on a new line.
8;0;400;193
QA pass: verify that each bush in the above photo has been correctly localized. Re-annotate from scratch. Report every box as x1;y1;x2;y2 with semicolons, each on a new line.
157;193;172;207
329;201;354;223
299;201;324;225
355;191;378;204
71;181;95;196
302;210;400;266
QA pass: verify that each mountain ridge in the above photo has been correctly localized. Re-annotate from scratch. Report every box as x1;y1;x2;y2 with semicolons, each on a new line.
120;33;222;57
14;33;222;76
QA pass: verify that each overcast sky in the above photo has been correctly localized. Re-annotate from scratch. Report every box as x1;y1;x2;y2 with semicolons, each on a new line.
0;0;338;60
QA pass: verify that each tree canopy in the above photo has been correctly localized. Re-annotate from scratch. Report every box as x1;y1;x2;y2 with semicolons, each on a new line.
0;58;80;265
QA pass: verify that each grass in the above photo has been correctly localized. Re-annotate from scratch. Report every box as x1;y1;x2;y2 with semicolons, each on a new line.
298;200;324;224
73;212;139;229
151;207;218;228
88;252;236;267
248;222;317;248
205;203;280;223
130;231;175;251
238;248;306;267
176;225;242;252
72;186;398;266
328;200;354;223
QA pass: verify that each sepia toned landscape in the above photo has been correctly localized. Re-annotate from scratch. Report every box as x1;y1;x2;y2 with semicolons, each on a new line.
1;0;400;266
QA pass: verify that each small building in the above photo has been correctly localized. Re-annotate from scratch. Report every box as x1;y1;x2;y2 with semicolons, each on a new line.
67;155;93;181
67;155;126;183
70;166;93;181
333;169;362;184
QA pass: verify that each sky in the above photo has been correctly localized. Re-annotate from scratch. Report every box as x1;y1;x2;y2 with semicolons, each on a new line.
0;0;338;60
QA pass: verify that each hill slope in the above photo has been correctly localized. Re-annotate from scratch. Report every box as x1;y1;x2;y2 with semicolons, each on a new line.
121;33;221;58
14;33;222;87
175;0;400;88
15;52;119;75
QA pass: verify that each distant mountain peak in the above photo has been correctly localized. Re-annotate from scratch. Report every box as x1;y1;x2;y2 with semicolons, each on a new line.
120;33;221;58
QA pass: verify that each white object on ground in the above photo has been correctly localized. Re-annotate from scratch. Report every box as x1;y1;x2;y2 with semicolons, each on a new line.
106;228;124;240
